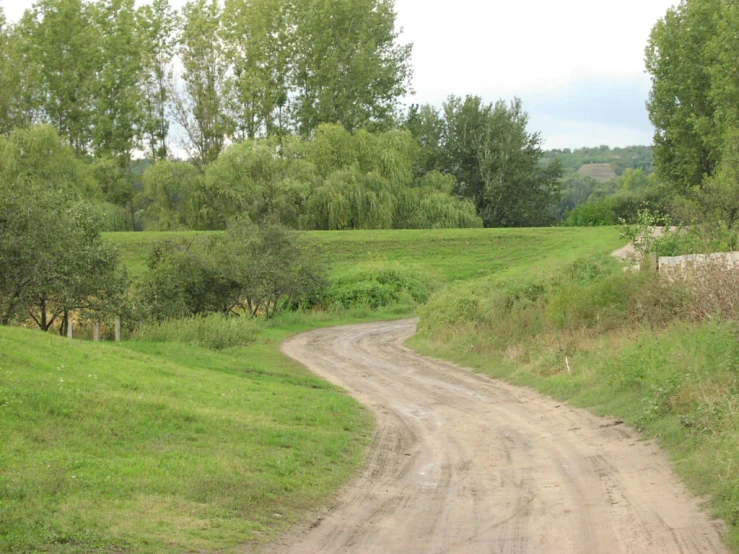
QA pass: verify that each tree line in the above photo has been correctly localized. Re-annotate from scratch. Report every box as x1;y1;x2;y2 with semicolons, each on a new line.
0;0;568;232
0;0;411;166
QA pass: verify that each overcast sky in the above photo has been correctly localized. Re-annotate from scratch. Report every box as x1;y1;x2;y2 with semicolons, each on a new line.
2;0;678;149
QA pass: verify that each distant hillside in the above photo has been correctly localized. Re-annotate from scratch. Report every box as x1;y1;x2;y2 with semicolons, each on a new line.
542;145;653;178
577;163;617;181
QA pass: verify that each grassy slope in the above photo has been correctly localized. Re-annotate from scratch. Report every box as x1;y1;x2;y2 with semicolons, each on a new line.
106;227;624;283
0;323;373;553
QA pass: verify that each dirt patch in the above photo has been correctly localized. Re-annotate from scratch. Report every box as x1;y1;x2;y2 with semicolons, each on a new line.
258;320;727;553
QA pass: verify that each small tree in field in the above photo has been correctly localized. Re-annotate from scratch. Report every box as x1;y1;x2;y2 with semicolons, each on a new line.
136;218;327;320
224;218;327;317
0;126;128;330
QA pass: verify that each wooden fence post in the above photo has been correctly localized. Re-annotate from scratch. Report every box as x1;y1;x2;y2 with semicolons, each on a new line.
650;252;659;273
66;320;73;339
93;321;101;342
115;317;121;342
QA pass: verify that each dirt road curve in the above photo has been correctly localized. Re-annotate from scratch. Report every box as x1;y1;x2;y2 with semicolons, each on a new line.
265;319;727;554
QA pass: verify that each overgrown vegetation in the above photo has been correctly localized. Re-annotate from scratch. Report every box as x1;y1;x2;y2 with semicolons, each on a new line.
412;247;739;549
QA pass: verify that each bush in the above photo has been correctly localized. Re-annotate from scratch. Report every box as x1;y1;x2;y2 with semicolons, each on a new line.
328;267;430;309
136;221;328;320
419;254;700;352
135;313;260;350
564;200;617;226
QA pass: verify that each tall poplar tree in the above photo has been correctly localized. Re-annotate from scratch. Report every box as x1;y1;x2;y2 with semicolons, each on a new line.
222;0;292;139
174;0;233;167
89;0;144;164
290;0;412;136
645;0;720;193
20;0;97;155
137;0;179;161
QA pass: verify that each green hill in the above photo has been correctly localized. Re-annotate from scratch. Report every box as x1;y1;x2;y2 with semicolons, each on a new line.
0;326;371;553
542;145;653;178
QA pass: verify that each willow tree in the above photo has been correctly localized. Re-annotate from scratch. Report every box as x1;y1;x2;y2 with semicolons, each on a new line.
393;172;482;229
304;167;397;230
198;137;316;229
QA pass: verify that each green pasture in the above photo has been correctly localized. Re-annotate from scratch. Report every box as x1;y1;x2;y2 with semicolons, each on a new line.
105;227;624;283
0;319;375;553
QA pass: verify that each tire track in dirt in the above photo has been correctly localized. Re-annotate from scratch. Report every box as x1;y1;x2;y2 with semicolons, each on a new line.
260;319;727;554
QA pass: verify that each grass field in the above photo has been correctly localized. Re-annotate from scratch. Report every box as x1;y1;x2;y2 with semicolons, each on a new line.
0;315;384;553
105;227;624;283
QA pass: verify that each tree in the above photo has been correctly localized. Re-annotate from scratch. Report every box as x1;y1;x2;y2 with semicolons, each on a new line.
223;219;327;317
88;0;144;165
137;237;240;319
432;95;561;227
697;129;739;227
402;103;444;176
137;0;179;162
0;8;13;135
174;0;234;167
645;0;720;193
137;220;327;319
141;160;202;229
290;0;412;135
199;137;315;228
0;127;127;329
222;0;292;139
0;15;40;134
19;0;98;155
0;125;97;198
477;99;561;226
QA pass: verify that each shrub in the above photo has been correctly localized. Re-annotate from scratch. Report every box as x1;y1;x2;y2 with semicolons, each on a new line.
135;313;260;350
328;267;430;309
564;200;617;226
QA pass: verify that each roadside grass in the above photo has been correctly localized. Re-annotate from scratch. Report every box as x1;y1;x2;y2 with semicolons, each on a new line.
0;306;416;554
0;326;368;553
105;227;624;283
409;259;739;551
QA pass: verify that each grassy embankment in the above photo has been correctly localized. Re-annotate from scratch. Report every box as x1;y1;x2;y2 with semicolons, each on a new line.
410;253;739;550
2;227;623;553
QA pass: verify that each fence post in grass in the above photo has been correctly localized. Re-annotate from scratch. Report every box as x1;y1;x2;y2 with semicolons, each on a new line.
649;252;658;272
66;319;73;339
93;321;101;342
115;317;121;342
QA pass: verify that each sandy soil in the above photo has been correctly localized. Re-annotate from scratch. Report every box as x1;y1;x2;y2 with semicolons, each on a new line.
261;319;727;554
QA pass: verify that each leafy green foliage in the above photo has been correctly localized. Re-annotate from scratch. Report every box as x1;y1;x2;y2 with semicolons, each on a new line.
405;95;562;227
290;0;412;135
646;0;719;193
0;126;127;329
136;220;327;320
140;159;201;230
327;267;429;309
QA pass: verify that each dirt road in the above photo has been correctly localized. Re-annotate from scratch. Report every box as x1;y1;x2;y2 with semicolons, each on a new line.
265;319;727;554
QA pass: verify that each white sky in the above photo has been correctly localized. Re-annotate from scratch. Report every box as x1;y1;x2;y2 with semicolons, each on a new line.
2;0;678;148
